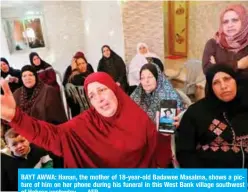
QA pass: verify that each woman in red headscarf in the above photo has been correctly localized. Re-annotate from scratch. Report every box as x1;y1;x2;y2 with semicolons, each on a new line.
202;4;248;83
63;51;94;117
0;72;172;168
63;52;94;86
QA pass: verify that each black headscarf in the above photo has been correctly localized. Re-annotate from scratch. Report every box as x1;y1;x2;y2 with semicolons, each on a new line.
140;63;158;81
101;45;118;59
1;58;22;94
29;52;51;71
205;64;247;114
21;65;39;99
0;57;9;66
0;57;20;79
98;45;128;92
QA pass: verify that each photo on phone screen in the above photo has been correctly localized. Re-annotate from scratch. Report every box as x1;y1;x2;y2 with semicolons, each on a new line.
158;100;177;134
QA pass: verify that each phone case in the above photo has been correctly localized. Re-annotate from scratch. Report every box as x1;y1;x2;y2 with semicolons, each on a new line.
158;100;177;134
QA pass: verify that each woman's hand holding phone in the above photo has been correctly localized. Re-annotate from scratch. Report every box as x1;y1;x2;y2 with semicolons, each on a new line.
156;109;180;136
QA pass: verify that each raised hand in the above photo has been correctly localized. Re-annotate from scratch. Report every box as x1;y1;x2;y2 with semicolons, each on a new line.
71;58;77;71
0;79;17;122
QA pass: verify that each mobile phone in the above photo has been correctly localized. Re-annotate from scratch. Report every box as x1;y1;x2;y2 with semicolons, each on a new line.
158;100;177;134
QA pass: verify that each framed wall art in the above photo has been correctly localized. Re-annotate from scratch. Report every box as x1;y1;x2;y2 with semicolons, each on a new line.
168;1;188;57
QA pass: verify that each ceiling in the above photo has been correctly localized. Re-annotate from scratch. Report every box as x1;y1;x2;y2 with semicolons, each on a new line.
0;0;41;8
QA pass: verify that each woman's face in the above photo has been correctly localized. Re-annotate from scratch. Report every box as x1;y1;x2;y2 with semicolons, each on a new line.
140;69;157;94
76;58;87;73
222;10;242;36
212;72;237;102
139;45;148;55
103;47;111;58
22;71;36;88
32;56;41;66
87;82;118;117
1;61;9;73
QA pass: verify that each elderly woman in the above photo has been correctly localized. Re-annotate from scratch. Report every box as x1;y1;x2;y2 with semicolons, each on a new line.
29;52;60;92
13;65;67;124
97;45;128;93
128;43;164;91
176;64;248;168
131;63;184;123
1;72;172;168
202;4;248;87
13;65;67;168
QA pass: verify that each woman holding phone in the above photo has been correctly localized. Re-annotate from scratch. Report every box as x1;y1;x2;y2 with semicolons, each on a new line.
0;72;172;168
131;63;184;123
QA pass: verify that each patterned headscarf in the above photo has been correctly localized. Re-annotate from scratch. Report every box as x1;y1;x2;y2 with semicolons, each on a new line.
131;63;184;122
215;4;248;53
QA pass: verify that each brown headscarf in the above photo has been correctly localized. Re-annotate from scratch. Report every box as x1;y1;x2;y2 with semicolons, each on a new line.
215;4;248;53
19;65;44;115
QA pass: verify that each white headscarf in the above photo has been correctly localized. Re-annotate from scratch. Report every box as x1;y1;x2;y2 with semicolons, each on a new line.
136;42;159;58
128;43;160;86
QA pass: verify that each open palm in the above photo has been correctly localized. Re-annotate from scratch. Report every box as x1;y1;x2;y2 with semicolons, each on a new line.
0;79;16;122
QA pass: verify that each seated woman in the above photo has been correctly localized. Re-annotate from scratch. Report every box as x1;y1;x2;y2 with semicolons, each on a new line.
1;57;22;94
13;65;67;168
97;45;128;93
1;72;172;168
131;63;184;123
176;64;248;168
202;4;248;88
29;52;60;92
63;51;94;86
68;54;94;86
128;43;164;93
13;65;67;124
63;52;94;117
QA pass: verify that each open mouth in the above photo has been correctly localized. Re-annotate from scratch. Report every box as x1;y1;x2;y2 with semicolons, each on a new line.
17;149;25;154
100;103;110;110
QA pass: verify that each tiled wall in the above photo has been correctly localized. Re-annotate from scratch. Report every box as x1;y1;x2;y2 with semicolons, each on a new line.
122;1;165;65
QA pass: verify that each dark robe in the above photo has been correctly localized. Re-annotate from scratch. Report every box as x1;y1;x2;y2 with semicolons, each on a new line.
98;51;128;93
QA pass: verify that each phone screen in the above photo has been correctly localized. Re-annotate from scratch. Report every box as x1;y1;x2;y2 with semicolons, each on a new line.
158;100;177;134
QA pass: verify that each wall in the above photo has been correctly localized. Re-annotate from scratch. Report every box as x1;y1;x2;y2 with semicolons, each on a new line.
80;1;125;70
122;1;164;65
188;1;248;59
1;1;85;75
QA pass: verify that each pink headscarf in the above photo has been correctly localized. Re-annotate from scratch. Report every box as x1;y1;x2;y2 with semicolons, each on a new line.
215;4;248;53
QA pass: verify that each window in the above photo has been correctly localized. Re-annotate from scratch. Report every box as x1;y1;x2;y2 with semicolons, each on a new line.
2;16;46;53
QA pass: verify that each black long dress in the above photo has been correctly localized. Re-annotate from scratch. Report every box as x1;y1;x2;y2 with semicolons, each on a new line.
98;51;128;93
